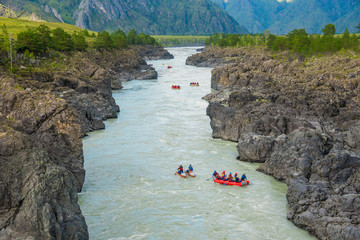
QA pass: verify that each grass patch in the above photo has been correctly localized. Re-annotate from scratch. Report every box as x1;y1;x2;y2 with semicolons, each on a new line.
0;17;96;42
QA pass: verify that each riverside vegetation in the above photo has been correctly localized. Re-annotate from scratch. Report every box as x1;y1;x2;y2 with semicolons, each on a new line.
0;20;173;239
186;24;360;240
205;24;360;58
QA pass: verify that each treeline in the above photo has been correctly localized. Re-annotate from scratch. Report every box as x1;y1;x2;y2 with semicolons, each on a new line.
205;33;266;47
267;24;359;55
206;24;360;56
0;25;159;58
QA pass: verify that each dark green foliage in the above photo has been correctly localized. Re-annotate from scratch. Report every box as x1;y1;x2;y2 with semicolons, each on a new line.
322;24;336;36
51;27;74;51
36;25;52;48
206;23;359;57
82;29;90;37
93;31;114;49
266;24;359;55
2;23;158;60
92;29;158;50
72;31;88;51
111;29;128;49
16;27;48;54
127;29;137;45
357;22;360;33
205;33;266;47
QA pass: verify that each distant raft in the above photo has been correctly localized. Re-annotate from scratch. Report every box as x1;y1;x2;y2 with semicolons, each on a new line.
172;85;181;89
214;179;249;186
190;82;199;86
167;66;173;69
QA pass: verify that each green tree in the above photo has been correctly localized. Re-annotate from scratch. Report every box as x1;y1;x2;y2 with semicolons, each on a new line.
342;28;351;49
356;22;360;33
83;29;90;37
127;29;137;45
226;34;239;46
16;28;47;55
0;25;15;69
72;31;88;51
111;29;128;48
93;31;114;49
267;34;276;49
322;24;336;36
36;24;52;48
135;33;157;45
51;27;74;51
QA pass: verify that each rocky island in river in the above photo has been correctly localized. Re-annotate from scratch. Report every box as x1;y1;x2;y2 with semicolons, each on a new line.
187;47;360;240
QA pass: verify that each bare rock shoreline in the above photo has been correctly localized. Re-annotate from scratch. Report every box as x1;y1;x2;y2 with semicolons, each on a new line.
188;47;360;240
0;46;173;239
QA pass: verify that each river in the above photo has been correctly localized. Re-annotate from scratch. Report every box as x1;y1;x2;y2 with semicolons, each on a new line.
79;47;315;240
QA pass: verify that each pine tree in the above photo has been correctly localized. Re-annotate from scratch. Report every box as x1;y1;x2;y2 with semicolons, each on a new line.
322;24;336;36
51;28;74;51
94;31;114;49
72;31;88;51
127;29;137;45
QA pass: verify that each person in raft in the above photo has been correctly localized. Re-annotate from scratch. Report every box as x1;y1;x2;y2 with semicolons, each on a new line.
227;172;233;181
186;164;193;173
221;171;227;180
212;170;221;179
177;165;184;174
234;173;240;182
241;173;247;181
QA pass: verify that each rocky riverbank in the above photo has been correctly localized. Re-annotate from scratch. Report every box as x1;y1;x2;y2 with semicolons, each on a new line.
188;47;360;240
0;46;172;239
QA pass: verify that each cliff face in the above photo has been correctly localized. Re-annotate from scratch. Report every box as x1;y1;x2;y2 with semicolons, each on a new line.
188;47;360;239
211;0;360;34
0;78;88;239
72;0;247;34
0;46;171;239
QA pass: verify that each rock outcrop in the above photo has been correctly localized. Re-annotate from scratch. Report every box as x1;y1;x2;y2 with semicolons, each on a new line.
191;47;360;239
0;46;171;239
131;45;174;61
0;78;88;239
15;49;156;135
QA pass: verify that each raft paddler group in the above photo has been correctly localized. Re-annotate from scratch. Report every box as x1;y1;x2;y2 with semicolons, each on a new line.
212;170;247;183
175;164;195;177
174;165;249;186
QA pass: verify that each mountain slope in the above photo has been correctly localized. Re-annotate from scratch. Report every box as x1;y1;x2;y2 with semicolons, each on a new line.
212;0;360;34
1;0;248;35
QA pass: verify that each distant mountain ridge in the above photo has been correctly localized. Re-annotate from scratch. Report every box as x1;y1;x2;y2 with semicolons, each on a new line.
1;0;248;35
211;0;360;34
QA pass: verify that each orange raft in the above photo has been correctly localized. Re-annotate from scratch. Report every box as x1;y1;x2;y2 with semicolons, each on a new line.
214;179;249;186
175;172;187;178
171;85;181;89
186;171;196;177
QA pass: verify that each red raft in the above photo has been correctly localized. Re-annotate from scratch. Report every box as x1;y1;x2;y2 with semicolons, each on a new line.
214;179;249;186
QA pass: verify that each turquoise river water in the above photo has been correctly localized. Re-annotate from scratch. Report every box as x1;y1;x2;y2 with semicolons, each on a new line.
79;47;315;240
